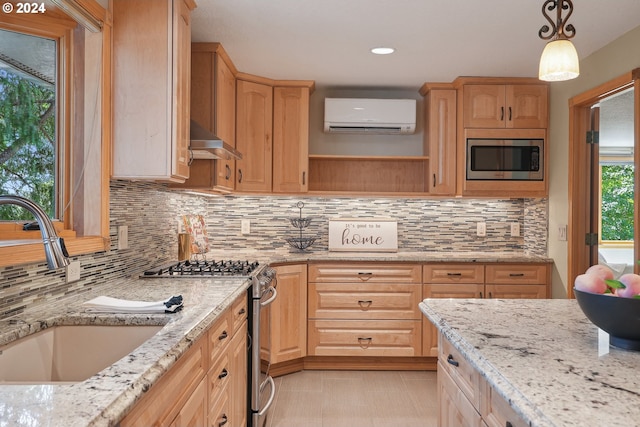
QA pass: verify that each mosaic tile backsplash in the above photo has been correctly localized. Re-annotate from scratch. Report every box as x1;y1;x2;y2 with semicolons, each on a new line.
0;180;547;319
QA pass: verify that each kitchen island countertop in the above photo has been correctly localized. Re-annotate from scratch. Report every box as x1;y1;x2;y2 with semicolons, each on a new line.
420;298;640;427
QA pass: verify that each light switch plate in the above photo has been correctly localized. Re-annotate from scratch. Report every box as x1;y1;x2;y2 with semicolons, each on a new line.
476;222;486;237
510;223;520;237
241;219;251;235
118;225;128;250
66;261;81;283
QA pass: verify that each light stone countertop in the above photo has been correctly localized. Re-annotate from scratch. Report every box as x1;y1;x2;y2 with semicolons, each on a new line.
0;251;551;427
0;274;252;427
420;298;640;427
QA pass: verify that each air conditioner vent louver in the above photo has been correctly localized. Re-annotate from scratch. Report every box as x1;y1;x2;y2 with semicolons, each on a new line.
324;98;416;135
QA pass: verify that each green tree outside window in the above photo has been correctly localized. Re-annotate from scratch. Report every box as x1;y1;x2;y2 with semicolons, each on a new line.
601;163;634;241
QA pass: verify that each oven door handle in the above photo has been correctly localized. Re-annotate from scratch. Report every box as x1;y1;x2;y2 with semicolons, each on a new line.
258;376;276;416
260;286;278;307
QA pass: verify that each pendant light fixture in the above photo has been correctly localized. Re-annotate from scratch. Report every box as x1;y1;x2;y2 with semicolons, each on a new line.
538;0;579;81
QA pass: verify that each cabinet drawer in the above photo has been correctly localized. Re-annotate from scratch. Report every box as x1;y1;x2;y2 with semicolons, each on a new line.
308;319;421;357
438;333;481;409
424;264;484;284
208;309;231;366
309;283;422;320
208;384;230;427
230;293;248;334
485;264;547;284
208;353;230;408
309;263;421;283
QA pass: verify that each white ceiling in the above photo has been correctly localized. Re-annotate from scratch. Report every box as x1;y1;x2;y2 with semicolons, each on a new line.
191;0;640;90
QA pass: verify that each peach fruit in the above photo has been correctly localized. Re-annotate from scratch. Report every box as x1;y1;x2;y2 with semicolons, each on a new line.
585;264;615;281
616;273;640;298
574;273;608;294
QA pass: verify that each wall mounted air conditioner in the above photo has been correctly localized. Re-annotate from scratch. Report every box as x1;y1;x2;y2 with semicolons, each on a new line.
324;98;416;134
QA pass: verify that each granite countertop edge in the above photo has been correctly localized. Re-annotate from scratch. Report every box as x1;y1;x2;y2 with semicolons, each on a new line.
420;300;557;427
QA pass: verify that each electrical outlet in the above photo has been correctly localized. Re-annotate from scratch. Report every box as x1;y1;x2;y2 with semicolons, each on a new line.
117;225;129;250
476;222;486;237
510;222;521;237
66;261;81;283
558;224;568;241
241;219;251;235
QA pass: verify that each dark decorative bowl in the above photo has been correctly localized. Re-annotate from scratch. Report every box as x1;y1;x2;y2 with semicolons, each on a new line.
574;288;640;351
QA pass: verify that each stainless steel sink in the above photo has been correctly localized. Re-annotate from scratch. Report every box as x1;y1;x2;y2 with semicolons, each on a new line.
0;324;164;384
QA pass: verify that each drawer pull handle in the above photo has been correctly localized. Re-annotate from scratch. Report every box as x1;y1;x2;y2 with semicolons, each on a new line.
447;272;462;276
447;354;459;367
218;368;229;379
218;331;228;341
358;272;373;281
479;291;483;299
358;337;372;348
509;273;525;277
218;414;228;427
358;300;373;308
238;308;246;315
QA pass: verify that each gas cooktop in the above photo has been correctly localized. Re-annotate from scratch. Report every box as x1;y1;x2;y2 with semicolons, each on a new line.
142;260;260;278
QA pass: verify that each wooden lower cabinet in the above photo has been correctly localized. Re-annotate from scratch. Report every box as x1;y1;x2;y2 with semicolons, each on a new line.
121;293;247;427
307;263;423;358
438;332;527;427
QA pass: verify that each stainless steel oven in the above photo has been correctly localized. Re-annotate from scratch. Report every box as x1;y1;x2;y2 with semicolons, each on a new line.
466;136;544;181
141;259;277;427
249;269;277;427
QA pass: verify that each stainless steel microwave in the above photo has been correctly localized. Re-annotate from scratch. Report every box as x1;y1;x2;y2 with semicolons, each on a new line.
466;137;544;181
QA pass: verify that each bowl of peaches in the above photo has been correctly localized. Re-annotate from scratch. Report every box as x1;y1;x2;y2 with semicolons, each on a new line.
574;264;640;351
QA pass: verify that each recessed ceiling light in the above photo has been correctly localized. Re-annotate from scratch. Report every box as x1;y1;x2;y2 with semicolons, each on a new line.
371;47;395;55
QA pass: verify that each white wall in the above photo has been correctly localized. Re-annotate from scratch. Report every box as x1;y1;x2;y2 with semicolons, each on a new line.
548;25;640;298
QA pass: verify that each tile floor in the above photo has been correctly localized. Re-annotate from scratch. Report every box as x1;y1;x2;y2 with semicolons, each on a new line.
265;370;438;427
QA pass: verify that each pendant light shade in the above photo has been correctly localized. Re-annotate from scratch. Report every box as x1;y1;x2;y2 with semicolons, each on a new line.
538;39;579;81
537;0;579;82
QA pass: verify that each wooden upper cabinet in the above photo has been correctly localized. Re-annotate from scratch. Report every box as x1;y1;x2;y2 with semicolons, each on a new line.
463;84;548;129
236;77;273;192
173;43;237;192
112;0;195;182
273;85;313;193
423;87;457;195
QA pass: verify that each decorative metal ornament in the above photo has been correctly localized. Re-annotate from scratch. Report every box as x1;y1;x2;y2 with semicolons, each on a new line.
538;0;575;41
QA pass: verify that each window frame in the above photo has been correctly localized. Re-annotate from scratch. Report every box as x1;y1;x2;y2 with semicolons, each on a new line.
0;0;111;267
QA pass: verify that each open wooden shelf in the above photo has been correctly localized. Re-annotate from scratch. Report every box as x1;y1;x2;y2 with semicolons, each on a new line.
308;155;429;194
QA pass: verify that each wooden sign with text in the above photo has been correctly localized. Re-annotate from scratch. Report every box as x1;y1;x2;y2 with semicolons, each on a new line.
328;219;398;252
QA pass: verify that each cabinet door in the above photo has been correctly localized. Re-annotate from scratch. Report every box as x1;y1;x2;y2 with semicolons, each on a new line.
212;53;237;192
229;321;247;427
425;89;457;195
506;85;548;129
463;85;506;128
273;86;310;193
236;79;273;192
437;362;483;427
170;378;207;427
172;0;192;180
267;264;307;363
112;0;194;182
422;283;483;356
